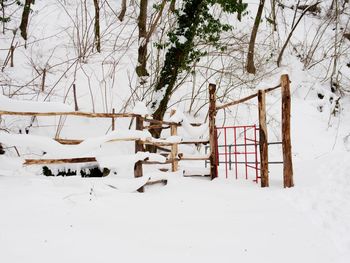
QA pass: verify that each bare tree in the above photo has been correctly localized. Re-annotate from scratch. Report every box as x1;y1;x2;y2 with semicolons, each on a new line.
277;1;321;67
136;0;168;78
118;0;127;21
246;0;265;74
136;0;148;77
93;0;101;52
19;0;33;41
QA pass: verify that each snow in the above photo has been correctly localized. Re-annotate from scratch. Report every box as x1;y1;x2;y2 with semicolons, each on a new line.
96;151;166;169
132;101;150;116
0;94;73;112
177;35;187;44
0;130;152;158
0;174;342;263
168;110;208;139
0;0;350;262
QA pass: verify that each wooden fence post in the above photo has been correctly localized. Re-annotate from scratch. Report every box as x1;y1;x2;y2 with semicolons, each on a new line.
170;109;178;172
209;83;218;179
134;115;145;192
281;74;294;188
258;90;269;187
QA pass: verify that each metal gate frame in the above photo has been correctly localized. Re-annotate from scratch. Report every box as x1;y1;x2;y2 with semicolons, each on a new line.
215;125;259;182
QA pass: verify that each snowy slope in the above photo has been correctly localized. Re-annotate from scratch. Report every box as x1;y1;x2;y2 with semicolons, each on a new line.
0;0;350;262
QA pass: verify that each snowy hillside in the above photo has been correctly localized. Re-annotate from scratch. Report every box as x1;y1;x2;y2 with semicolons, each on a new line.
0;0;350;262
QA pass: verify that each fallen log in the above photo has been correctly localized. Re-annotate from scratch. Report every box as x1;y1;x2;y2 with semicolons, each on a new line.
24;157;97;165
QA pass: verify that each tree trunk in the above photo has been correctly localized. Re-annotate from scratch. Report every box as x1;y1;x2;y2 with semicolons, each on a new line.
1;0;5;34
0;143;4;155
19;0;33;41
246;0;265;74
93;0;101;53
136;0;149;77
118;0;127;21
237;0;243;21
270;0;277;31
150;0;205;138
170;0;176;12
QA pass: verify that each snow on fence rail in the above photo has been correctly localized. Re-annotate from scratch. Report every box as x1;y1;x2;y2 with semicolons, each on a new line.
208;74;294;188
0;105;210;191
0;74;293;189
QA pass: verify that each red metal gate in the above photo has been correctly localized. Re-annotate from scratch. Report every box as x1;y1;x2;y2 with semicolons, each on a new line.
215;125;260;183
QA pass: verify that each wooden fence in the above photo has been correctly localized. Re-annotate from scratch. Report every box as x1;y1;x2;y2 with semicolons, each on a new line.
0;109;211;191
208;74;294;188
0;74;294;189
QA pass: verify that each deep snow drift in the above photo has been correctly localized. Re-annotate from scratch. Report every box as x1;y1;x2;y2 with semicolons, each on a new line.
1;0;350;262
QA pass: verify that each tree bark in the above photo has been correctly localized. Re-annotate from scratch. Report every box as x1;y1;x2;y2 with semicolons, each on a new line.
136;0;149;77
237;0;243;21
19;0;33;41
0;143;4;155
150;0;206;138
93;0;101;52
118;0;127;21
170;0;176;12
277;2;320;67
270;0;277;31
246;0;265;74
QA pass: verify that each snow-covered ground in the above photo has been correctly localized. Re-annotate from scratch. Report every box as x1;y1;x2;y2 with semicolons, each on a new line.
1;93;350;263
1;0;350;262
0;172;345;263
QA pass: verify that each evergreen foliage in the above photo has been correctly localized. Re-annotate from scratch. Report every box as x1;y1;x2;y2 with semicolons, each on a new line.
0;0;22;23
150;0;246;132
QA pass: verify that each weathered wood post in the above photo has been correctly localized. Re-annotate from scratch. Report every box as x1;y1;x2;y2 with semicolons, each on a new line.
170;109;178;172
111;108;115;131
258;90;269;187
281;74;294;188
134;115;145;192
209;83;218;179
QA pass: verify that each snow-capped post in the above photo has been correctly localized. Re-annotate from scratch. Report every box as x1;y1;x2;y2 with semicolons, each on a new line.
209;83;218;179
134;115;145;192
170;109;178;172
281;74;294;188
72;84;78;111
111;108;115;131
258;90;269;187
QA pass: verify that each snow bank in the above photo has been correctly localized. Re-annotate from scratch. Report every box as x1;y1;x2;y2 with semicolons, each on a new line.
168;110;208;139
0;94;73;112
132;101;150;116
96;152;166;169
0;130;152;158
